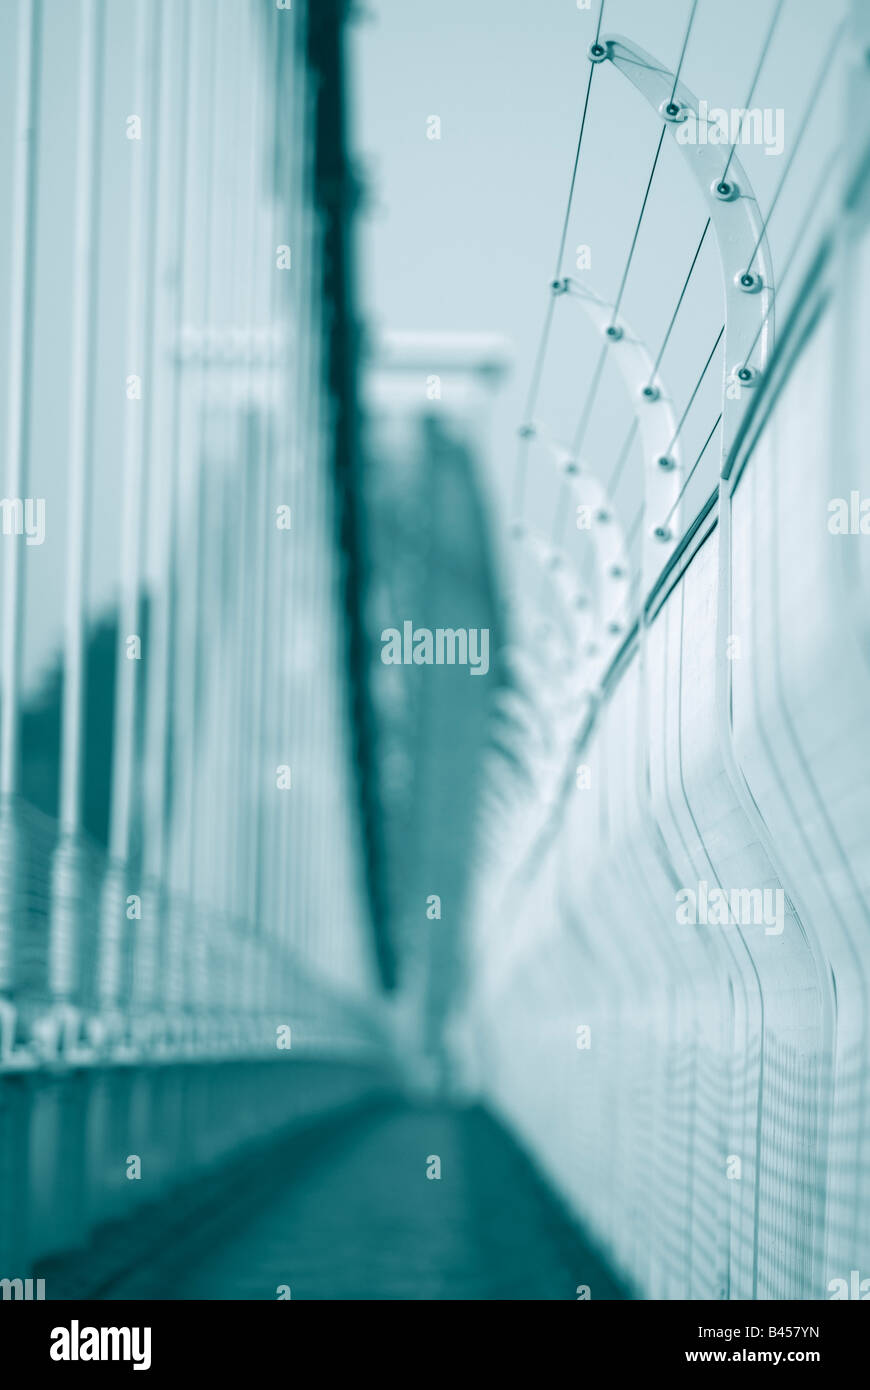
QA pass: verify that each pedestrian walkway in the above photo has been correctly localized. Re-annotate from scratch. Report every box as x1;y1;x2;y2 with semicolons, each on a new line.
95;1100;631;1301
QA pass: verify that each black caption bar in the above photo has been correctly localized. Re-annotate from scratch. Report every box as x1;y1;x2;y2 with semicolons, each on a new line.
1;1297;866;1375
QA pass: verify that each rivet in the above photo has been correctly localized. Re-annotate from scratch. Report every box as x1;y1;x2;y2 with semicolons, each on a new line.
734;364;759;387
735;269;763;294
659;98;688;123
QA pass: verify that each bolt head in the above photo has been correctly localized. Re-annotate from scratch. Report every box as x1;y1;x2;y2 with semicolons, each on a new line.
735;269;763;294
659;98;687;123
712;178;739;202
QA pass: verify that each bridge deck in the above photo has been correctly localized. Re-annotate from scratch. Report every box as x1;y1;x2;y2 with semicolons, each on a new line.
45;1092;630;1302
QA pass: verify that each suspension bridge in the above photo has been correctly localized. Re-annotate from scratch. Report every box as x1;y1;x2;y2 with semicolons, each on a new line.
0;0;868;1303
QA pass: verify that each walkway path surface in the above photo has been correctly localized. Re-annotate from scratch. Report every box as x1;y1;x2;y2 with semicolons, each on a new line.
97;1101;631;1301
